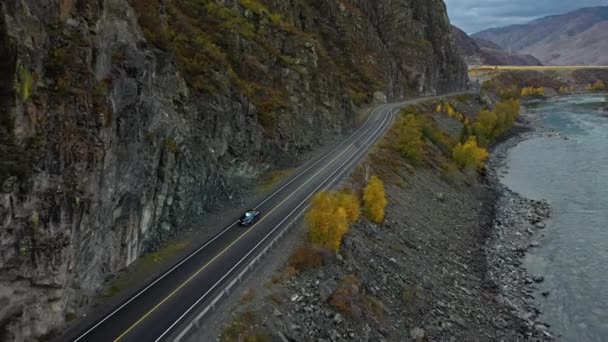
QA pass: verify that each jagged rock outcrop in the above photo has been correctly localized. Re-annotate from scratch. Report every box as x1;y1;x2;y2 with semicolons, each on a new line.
0;0;467;340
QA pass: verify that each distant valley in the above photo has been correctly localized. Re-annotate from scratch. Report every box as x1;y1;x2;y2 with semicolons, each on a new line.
473;6;608;66
451;25;542;66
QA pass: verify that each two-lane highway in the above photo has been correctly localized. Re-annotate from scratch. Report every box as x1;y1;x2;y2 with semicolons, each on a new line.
66;95;463;342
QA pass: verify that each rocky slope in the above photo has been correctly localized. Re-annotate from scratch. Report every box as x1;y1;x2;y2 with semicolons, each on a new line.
0;0;467;340
452;26;541;66
473;6;608;66
202;95;551;342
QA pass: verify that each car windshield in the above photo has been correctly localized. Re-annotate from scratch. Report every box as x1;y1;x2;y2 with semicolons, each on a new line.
245;212;254;218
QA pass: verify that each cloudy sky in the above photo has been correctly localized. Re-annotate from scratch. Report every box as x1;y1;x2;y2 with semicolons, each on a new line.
444;0;608;33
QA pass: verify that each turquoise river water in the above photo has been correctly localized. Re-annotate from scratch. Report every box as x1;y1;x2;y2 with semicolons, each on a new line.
501;94;608;341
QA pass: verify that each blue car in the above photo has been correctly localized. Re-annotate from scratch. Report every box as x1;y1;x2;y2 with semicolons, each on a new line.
239;210;260;226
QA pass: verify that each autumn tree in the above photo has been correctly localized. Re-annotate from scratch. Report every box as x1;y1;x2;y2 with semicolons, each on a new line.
363;176;387;224
336;191;360;223
472;109;497;145
587;80;606;91
471;99;520;145
500;85;521;100
452;136;488;170
493;99;520;136
396;114;424;164
559;85;576;93
307;191;360;251
521;87;545;97
436;102;464;122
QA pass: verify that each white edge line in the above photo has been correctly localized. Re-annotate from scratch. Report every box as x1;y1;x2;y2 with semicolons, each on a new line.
157;105;396;341
253;104;388;209
72;104;389;341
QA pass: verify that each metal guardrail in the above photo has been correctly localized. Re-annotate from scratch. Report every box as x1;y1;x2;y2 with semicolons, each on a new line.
171;109;396;342
173;204;308;341
171;100;453;341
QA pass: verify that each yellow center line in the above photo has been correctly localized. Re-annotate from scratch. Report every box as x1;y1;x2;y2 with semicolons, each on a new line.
112;108;391;341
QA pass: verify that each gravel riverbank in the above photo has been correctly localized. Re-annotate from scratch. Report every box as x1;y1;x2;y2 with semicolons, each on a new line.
484;106;564;341
189;100;561;342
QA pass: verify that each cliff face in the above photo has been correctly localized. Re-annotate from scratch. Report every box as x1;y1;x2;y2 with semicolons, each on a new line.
0;0;466;339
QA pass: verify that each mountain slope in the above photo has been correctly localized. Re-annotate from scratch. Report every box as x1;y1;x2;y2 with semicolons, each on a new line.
0;0;466;340
451;26;541;66
473;6;608;65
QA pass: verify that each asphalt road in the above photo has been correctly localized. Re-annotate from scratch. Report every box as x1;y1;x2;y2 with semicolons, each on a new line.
66;94;465;342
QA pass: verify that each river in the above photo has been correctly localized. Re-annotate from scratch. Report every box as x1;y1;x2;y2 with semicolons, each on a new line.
500;94;608;341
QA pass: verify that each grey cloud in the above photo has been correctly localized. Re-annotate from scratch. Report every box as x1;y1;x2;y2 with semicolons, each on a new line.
444;0;608;33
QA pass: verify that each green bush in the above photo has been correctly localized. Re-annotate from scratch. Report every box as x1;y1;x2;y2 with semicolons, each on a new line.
471;99;520;145
500;85;521;100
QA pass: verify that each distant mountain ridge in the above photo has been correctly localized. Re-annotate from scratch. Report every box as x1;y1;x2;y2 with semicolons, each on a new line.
473;6;608;66
451;25;542;66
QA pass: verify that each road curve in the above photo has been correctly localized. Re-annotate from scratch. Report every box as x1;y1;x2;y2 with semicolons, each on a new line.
64;94;466;342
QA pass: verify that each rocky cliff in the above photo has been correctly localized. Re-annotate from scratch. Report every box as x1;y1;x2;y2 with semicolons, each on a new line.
0;0;467;340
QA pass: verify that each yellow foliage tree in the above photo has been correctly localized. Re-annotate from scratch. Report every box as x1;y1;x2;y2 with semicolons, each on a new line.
336;191;360;223
445;103;456;118
307;191;360;251
452;136;488;170
559;85;576;93
587;80;606;91
396;114;424;164
471;99;520;145
493;99;520;136
521;87;545;97
472;109;497;144
363;176;387;224
328;208;349;251
436;102;465;123
500;85;521;100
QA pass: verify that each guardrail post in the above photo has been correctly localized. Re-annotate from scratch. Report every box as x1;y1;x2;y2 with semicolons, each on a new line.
171;204;316;341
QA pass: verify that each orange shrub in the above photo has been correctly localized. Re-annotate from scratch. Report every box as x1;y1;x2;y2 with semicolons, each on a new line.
289;245;327;271
363;176;387;223
329;276;361;316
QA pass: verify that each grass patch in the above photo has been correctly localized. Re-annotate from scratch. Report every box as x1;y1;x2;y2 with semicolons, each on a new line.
400;285;426;313
103;241;189;299
363;295;386;318
220;311;270;342
240;288;256;304
471;65;608;73
258;168;294;191
270;265;299;284
65;312;77;322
